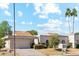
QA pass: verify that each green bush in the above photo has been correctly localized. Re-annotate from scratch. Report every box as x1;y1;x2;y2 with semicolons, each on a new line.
48;34;59;48
76;44;79;48
31;43;35;48
67;43;72;48
34;44;45;49
46;40;48;48
39;43;47;48
0;39;4;49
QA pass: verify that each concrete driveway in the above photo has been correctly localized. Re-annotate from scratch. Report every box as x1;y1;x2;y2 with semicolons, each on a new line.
16;49;46;56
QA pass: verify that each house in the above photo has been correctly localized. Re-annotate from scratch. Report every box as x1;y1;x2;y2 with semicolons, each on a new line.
39;34;68;48
68;33;79;48
75;33;79;45
5;31;38;49
4;31;79;49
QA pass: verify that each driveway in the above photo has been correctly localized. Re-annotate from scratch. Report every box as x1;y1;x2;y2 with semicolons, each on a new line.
16;49;46;56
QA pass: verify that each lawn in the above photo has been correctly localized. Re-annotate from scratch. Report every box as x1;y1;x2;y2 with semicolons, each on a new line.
0;48;79;56
37;48;79;56
37;48;63;56
0;49;14;56
0;52;14;56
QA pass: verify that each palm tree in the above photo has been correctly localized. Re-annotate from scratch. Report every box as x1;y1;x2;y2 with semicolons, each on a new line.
70;8;77;48
71;8;77;33
65;8;77;48
65;8;71;33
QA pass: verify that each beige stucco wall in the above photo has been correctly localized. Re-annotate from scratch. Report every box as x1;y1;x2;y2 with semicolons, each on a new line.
40;35;49;44
69;34;75;43
5;36;34;49
68;34;79;48
40;35;68;44
10;38;33;49
59;36;68;44
5;40;10;49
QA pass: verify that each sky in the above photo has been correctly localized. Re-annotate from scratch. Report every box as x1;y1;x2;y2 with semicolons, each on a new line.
0;3;79;35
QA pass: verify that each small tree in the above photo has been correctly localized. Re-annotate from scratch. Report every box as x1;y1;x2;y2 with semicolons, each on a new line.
0;21;12;49
48;34;59;48
0;21;12;37
27;30;38;35
0;39;4;50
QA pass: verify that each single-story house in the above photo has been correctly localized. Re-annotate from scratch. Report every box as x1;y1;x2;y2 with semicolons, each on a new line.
39;33;68;48
5;31;38;49
68;33;79;48
40;35;68;44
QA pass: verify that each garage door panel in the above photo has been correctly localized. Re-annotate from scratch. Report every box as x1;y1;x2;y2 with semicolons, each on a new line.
15;39;31;49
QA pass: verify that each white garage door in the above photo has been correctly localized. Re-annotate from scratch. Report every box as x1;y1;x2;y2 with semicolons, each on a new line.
15;39;31;49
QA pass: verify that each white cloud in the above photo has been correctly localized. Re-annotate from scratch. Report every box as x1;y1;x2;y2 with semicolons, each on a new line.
29;22;32;25
4;10;11;16
64;21;72;28
65;17;78;28
0;3;9;9
21;21;32;25
21;21;26;25
38;19;62;28
26;3;29;7
6;19;13;23
33;3;61;19
39;14;48;18
37;19;62;32
17;11;23;17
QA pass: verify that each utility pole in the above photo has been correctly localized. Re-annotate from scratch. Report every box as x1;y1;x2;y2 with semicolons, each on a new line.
13;3;16;56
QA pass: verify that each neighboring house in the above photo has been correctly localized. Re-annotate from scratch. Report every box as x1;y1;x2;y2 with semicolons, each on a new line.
75;33;79;45
5;31;38;49
40;35;49;44
59;35;68;44
68;33;79;48
40;34;68;48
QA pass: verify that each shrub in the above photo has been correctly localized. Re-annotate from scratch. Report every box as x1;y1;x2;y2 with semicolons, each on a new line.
34;44;45;49
31;43;35;48
76;44;79;48
67;43;72;48
48;34;59;48
46;40;48;48
39;43;47;48
0;39;4;49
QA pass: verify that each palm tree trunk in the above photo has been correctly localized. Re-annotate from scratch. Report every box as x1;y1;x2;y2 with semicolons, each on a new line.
73;16;74;34
68;17;71;33
72;16;75;48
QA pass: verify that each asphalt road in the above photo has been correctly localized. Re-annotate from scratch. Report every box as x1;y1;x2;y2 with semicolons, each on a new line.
16;49;46;56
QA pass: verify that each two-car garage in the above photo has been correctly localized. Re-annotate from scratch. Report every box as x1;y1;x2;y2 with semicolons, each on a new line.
5;36;34;49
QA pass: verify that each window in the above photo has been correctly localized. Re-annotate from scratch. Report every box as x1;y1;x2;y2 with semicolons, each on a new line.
62;40;65;44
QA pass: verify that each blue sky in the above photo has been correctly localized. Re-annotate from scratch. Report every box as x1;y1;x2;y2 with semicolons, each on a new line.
0;3;79;35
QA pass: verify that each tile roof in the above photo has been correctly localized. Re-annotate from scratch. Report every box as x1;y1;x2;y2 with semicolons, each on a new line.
13;31;33;36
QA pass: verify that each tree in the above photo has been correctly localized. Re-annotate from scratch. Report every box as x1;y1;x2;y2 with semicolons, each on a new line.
0;21;12;49
27;30;38;35
71;8;77;33
65;8;77;48
65;8;71;33
0;39;4;49
75;32;79;35
48;34;59;48
0;21;12;38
